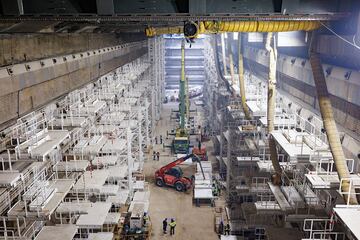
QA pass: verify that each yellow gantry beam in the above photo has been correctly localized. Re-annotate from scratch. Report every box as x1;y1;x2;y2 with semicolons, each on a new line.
145;21;321;37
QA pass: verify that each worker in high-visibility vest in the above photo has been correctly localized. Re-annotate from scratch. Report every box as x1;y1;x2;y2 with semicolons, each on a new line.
169;218;177;235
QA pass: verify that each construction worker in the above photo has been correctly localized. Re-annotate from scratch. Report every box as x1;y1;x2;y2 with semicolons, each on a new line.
212;183;219;196
143;212;149;226
218;221;224;235
169;218;176;235
162;218;168;234
114;94;119;105
224;223;230;235
156;152;160;161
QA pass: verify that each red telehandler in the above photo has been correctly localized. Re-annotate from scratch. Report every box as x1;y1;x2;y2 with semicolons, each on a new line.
155;154;205;192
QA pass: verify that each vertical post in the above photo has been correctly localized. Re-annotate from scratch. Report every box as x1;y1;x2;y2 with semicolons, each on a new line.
179;39;186;129
226;124;234;202
219;111;225;178
186;77;190;122
149;38;157;138
221;34;228;75
127;127;133;194
138;109;143;164
145;98;150;146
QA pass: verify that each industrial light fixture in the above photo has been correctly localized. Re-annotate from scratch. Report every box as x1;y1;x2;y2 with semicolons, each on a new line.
184;21;199;41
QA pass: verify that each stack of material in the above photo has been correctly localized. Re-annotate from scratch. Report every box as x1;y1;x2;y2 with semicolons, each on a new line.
129;191;150;228
193;161;214;206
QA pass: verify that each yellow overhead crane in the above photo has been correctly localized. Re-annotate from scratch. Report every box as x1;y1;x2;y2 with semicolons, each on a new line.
145;20;321;38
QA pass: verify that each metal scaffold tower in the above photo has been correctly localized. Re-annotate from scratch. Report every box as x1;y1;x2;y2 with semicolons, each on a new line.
148;36;165;137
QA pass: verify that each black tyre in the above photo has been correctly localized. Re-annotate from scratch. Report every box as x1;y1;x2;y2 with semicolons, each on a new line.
156;178;164;187
175;182;184;192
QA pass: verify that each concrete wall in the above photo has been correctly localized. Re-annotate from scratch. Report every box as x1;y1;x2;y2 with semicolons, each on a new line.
0;33;146;67
0;38;147;129
243;46;360;136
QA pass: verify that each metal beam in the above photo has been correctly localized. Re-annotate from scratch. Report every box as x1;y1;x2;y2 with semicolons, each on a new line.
96;0;115;15
1;0;24;15
0;13;346;23
189;0;206;14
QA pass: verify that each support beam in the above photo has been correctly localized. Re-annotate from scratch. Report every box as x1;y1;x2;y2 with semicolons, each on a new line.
228;41;236;91
127;127;133;195
186;77;190;122
1;0;23;15
189;0;206;14
220;34;228;76
138;108;143;164
96;0;115;15
145;98;150;147
179;39;186;129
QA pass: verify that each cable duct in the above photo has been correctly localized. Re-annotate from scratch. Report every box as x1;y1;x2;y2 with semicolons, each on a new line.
202;21;320;33
265;33;282;183
309;36;358;204
237;33;250;120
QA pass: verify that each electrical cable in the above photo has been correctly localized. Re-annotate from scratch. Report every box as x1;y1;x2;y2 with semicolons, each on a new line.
319;21;360;50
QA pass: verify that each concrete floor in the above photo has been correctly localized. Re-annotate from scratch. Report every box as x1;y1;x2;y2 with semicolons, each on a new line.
144;102;218;240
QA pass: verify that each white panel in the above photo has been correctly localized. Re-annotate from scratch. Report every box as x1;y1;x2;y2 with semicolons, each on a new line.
277;31;306;47
248;33;263;42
